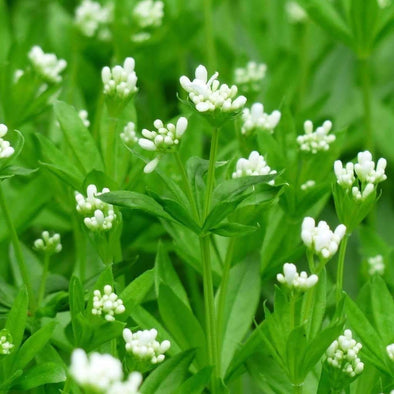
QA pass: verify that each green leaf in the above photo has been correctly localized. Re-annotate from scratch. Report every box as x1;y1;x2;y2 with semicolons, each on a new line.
14;321;56;370
210;222;257;237
12;362;66;390
158;284;206;368
5;287;28;350
54;101;104;174
99;191;174;222
220;259;260;375
85;320;125;351
141;349;196;394
154;241;190;308
69;276;85;344
174;366;212;394
286;325;307;384
0;166;38;180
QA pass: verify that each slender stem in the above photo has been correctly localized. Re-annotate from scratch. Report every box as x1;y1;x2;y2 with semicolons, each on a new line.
37;253;51;307
306;249;315;273
289;293;296;329
63;378;71;393
203;0;217;70
204;128;220;218
199;236;219;393
105;116;119;179
359;56;373;153
0;183;36;313
216;238;235;375
174;151;200;223
336;235;349;307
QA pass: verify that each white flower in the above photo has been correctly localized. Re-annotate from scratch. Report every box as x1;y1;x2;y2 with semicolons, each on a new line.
334;151;387;202
286;1;307;23
121;122;138;146
234;61;267;90
180;65;247;113
386;343;394;361
78;110;90;128
0;124;15;159
70;349;124;391
367;255;385;276
138;117;188;173
123;328;171;364
133;0;164;28
92;285;125;321
14;69;24;83
326;329;364;378
107;372;142;394
277;263;318;291
377;0;391;8
232;151;276;184
301;217;346;259
0;330;14;355
28;46;67;83
241;103;281;135
34;231;62;254
300;180;315;190
75;0;112;38
102;57;138;100
75;184;116;231
131;32;152;42
297;120;335;153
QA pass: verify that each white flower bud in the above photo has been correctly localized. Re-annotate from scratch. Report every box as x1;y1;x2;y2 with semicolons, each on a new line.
297;119;335;153
28;46;66;83
241;103;281;135
91;285;125;322
277;263;318;291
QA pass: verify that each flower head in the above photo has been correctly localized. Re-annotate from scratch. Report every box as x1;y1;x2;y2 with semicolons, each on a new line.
300;180;316;191
297;120;335;153
102;57;138;100
28;46;67;83
241;103;281;135
286;1;307;23
78;110;90;128
107;372;142;394
75;0;112;38
326;329;364;378
367;254;385;276
301;217;346;260
92;285;125;321
232;150;276;183
277;263;318;291
121;122;138;147
0;329;14;355
133;0;164;28
180;65;246;117
75;184;116;231
0;124;15;159
123;328;171;364
386;343;394;361
234;61;267;91
34;231;62;254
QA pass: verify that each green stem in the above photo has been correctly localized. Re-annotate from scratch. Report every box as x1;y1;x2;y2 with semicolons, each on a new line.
37;253;51;307
105;116;119;179
306;249;315;273
0;183;36;314
336;235;349;307
293;383;303;394
203;0;217;70
216;238;235;375
289;293;296;329
174;151;200;223
204;128;220;218
63;378;71;393
359;57;373;153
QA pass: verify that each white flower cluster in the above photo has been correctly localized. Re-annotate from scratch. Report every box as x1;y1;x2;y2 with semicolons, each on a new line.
34;231;62;254
78;109;90;128
334;151;387;201
70;349;142;393
234;61;267;90
133;0;164;28
300;180;316;190
180;65;247;113
241;103;281;135
28;46;67;83
326;329;364;378
75;184;116;231
121;122;138;146
75;0;112;38
387;343;394;361
92;285;125;321
277;263;318;291
367;254;385;276
0;124;15;159
301;217;346;259
102;57;138;100
297;120;335;153
138;117;188;173
286;1;307;23
232;151;276;183
0;331;14;355
123;328;171;364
